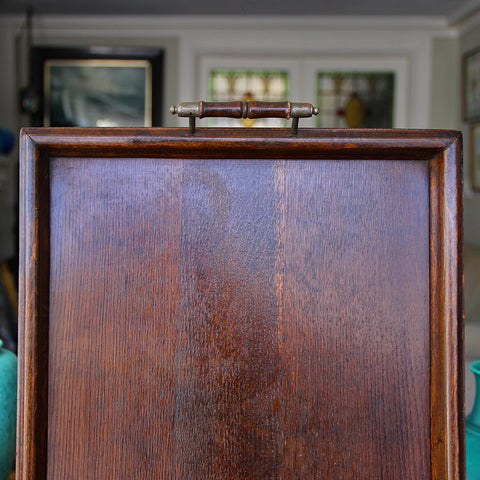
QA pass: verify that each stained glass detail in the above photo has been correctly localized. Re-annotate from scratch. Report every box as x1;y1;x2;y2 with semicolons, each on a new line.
316;72;395;128
208;69;289;127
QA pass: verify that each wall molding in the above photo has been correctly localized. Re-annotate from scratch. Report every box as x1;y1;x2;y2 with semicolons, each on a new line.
449;0;480;30
0;13;454;34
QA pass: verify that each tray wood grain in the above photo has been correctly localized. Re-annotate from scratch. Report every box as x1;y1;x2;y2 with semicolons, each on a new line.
18;128;464;479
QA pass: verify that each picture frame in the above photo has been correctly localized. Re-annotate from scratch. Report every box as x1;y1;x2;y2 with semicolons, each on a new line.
29;46;164;127
471;123;480;191
463;46;480;123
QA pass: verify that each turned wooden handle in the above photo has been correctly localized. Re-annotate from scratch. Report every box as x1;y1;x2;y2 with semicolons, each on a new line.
170;101;318;119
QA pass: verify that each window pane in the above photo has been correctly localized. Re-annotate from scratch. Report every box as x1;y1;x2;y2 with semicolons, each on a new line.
317;72;395;128
209;69;289;127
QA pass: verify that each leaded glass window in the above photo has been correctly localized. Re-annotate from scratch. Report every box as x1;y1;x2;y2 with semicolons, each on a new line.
208;69;289;127
316;72;395;128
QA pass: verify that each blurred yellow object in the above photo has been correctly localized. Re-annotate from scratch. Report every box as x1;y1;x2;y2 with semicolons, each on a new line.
0;263;17;314
344;93;365;128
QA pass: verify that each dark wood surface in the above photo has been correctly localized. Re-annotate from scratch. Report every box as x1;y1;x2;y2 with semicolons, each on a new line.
18;128;464;479
198;101;293;119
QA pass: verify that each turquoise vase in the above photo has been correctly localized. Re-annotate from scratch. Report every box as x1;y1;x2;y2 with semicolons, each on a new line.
467;360;480;480
0;339;16;480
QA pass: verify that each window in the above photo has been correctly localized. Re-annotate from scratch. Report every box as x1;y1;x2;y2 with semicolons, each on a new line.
316;72;395;128
208;69;289;127
197;55;408;129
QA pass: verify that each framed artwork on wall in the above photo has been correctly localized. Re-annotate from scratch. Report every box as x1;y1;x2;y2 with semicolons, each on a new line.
463;47;480;123
29;46;164;127
471;123;480;191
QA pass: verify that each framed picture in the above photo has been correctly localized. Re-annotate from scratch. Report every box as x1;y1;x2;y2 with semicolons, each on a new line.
29;46;163;127
463;47;480;123
471;124;480;191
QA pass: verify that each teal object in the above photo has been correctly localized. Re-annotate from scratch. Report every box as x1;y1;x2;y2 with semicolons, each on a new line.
0;339;16;480
467;360;480;480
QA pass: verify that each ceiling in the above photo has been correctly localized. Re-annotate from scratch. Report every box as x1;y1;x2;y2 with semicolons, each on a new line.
0;0;475;17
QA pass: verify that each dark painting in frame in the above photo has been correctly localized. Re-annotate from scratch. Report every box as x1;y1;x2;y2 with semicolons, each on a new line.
471;123;480;191
29;46;164;127
463;46;480;123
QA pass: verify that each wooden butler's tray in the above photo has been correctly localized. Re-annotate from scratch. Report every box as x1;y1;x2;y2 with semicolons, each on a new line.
18;102;465;479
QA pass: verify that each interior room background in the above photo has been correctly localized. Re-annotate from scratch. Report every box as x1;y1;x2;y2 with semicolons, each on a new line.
0;8;479;405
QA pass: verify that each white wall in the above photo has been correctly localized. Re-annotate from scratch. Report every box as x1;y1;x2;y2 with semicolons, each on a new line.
430;36;461;129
